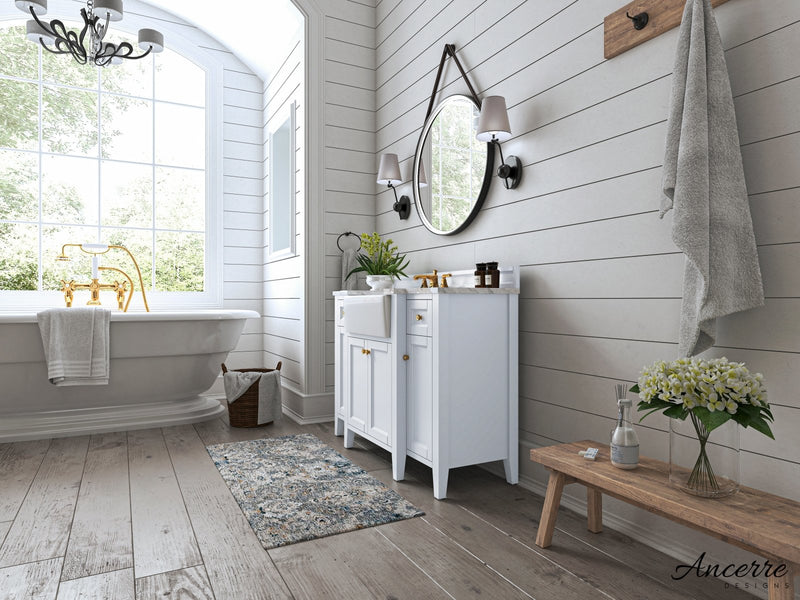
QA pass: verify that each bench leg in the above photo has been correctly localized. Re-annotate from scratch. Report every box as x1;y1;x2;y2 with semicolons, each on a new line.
535;471;567;548
768;563;796;600
587;487;602;534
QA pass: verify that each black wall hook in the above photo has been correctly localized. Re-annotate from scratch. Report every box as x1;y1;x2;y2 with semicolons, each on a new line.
626;11;649;30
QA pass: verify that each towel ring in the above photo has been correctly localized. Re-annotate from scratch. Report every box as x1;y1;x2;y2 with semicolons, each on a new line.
336;231;361;252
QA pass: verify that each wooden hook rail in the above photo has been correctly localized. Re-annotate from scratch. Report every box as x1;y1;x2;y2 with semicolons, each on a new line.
604;0;732;59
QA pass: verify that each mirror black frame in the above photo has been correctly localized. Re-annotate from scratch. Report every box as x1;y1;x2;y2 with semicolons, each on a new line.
412;94;495;236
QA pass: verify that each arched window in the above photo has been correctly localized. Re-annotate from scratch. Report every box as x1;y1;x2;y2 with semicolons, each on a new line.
0;19;217;309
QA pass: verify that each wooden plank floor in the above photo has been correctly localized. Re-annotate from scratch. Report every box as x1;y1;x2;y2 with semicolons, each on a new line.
0;415;756;599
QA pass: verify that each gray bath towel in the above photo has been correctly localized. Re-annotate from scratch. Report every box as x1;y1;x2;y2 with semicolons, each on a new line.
37;307;110;386
341;247;359;291
223;370;282;424
660;0;764;357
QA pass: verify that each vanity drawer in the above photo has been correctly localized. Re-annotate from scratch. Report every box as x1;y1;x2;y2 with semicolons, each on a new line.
407;299;432;336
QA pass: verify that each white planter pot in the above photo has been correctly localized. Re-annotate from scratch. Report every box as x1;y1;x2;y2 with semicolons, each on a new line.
366;275;393;290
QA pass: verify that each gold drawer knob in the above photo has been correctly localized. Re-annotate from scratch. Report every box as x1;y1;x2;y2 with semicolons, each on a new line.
365;349;371;355
361;348;365;354
416;314;423;321
403;354;409;361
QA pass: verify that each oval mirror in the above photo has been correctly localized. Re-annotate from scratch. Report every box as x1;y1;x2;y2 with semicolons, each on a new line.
413;94;494;236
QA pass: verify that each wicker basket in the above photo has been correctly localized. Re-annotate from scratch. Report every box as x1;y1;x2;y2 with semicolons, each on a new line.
221;362;282;428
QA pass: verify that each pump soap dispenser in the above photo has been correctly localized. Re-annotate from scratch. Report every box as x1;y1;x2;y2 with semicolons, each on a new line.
610;383;639;470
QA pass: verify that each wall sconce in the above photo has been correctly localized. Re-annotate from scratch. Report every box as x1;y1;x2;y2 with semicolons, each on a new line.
476;96;522;190
377;153;410;219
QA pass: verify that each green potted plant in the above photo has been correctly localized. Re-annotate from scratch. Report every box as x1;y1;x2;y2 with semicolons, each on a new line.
346;232;409;290
632;357;772;498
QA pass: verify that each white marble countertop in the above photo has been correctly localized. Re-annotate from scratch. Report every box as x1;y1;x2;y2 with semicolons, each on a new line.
333;287;519;296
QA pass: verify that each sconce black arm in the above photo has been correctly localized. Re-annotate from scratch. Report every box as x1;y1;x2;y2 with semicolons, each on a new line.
489;136;522;190
388;183;410;219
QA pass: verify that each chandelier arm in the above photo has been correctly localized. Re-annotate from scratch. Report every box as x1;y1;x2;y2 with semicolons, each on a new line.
96;13;110;43
77;8;96;55
113;42;153;61
28;6;57;37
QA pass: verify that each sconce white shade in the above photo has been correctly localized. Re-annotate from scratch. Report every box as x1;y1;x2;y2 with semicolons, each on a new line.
476;95;512;142
25;19;54;45
377;153;402;185
16;0;47;15
94;0;123;22
138;28;164;53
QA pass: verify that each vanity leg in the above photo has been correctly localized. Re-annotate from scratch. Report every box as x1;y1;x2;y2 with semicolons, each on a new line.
343;426;355;449
433;466;449;500
334;417;344;437
503;456;518;485
392;451;406;481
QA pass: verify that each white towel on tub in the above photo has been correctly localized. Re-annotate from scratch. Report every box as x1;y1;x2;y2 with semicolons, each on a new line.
37;307;111;386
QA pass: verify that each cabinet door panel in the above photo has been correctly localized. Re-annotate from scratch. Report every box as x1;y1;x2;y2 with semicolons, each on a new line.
346;337;368;432
406;335;432;461
367;340;392;445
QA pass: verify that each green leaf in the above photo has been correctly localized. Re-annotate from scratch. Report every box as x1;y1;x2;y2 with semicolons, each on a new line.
747;417;775;440
629;383;640;394
663;404;688;419
345;265;365;280
692;407;732;433
636;398;673;413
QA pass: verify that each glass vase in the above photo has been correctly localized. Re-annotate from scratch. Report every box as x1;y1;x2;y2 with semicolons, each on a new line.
669;414;740;498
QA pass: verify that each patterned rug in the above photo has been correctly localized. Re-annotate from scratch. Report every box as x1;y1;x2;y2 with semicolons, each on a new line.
206;433;423;549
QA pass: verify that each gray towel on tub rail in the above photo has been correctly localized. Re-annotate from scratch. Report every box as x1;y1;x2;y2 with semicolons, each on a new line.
223;370;282;424
37;307;111;386
660;0;764;357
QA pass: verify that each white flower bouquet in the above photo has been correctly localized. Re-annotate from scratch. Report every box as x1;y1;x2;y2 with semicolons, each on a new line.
632;357;773;493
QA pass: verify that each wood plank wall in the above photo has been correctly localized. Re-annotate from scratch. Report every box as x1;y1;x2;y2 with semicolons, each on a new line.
373;0;800;567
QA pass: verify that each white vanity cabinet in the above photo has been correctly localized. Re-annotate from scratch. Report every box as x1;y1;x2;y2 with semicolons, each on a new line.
334;279;519;499
344;335;392;446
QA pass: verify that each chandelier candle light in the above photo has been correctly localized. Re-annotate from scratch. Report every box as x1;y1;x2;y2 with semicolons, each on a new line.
16;0;164;67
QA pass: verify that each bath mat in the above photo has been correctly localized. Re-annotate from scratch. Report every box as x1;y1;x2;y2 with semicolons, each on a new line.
206;433;423;549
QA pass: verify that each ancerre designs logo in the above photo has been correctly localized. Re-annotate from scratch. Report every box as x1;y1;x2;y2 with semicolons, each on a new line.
672;552;790;592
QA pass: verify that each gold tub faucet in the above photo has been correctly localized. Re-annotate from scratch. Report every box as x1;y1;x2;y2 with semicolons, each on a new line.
56;243;150;312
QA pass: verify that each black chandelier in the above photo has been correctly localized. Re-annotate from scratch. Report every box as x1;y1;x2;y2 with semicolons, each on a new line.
16;0;164;67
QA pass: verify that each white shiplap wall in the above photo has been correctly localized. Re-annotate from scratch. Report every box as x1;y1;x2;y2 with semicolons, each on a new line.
374;0;800;577
320;0;377;396
263;35;306;393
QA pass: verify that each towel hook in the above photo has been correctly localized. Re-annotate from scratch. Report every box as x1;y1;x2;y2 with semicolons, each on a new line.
336;231;361;253
626;11;649;30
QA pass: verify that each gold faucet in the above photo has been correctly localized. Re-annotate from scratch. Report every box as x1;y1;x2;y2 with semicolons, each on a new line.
56;243;150;312
412;269;452;288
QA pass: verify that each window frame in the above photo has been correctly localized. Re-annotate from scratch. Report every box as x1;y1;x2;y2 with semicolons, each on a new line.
0;10;223;311
266;100;296;263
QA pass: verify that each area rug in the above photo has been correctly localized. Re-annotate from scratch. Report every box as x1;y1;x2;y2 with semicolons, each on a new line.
206;433;423;549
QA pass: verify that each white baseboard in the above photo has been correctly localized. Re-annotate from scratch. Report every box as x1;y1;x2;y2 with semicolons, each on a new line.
280;384;334;423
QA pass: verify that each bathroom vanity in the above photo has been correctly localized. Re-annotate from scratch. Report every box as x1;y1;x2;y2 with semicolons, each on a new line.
333;270;519;499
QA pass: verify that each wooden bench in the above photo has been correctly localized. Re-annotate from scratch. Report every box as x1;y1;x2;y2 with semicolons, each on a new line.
530;441;800;600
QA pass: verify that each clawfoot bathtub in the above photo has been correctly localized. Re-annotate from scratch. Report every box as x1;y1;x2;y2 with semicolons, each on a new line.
0;309;258;441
